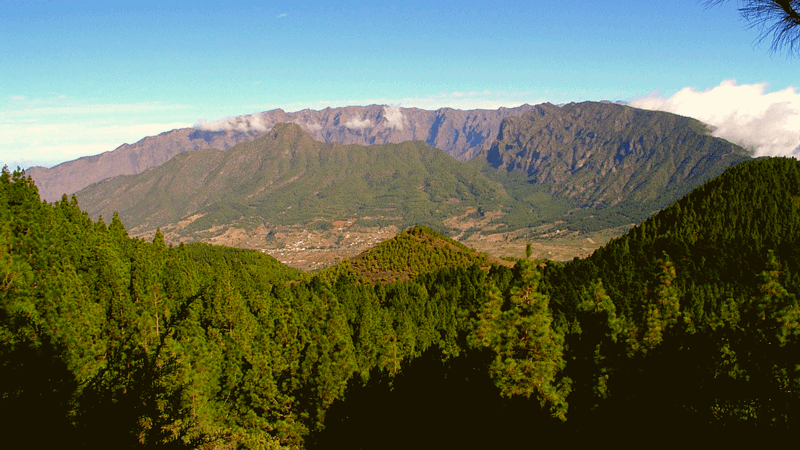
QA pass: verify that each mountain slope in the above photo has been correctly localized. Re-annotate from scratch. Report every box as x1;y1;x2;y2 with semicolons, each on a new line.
477;101;751;216
26;127;265;203
76;123;513;241
542;156;800;433
74;103;756;268
345;225;514;284
28;104;536;202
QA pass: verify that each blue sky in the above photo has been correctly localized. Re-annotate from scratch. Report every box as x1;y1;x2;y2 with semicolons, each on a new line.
2;0;798;168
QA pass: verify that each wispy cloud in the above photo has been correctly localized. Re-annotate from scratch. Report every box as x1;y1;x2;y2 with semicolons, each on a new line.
344;116;372;129
194;91;542;134
277;13;288;18
632;80;800;158
195;114;273;133
1;96;191;168
1;98;183;121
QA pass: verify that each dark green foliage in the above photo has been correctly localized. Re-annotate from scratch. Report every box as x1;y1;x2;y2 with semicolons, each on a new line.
544;157;800;431
4;157;800;447
1;170;531;447
468;259;571;420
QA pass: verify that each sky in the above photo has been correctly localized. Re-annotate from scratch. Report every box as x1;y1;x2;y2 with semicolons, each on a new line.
2;0;798;169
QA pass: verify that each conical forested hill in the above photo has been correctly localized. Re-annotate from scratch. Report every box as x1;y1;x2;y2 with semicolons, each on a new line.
76;123;513;239
343;225;514;284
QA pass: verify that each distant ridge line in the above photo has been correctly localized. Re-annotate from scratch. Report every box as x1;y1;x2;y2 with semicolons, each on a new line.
27;104;540;202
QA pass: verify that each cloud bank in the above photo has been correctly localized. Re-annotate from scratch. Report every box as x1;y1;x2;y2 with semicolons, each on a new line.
632;80;800;157
194;91;541;135
270;90;543;114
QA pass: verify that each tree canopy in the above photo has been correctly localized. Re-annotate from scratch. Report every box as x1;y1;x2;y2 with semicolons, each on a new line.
3;158;800;447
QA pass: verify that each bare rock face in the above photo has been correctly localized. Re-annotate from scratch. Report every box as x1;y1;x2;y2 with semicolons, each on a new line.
27;104;537;202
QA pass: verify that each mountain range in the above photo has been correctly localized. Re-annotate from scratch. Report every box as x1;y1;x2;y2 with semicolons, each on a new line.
75;122;511;239
27;104;537;203
71;102;752;268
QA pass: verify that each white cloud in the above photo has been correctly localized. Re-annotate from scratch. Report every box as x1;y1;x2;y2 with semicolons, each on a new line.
194;90;544;135
195;114;273;133
382;105;405;130
1;121;193;169
632;80;800;157
0;99;183;121
344;116;372;129
4;144;115;169
196;114;329;134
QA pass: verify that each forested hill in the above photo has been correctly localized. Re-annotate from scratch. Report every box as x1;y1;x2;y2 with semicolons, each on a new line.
75;123;513;240
543;156;800;432
3;157;800;448
346;225;514;284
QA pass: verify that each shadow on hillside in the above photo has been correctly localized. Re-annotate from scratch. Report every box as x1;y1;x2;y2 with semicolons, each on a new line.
308;347;564;449
309;346;792;449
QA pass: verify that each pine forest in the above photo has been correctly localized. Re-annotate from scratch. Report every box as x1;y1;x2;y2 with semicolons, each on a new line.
3;156;800;448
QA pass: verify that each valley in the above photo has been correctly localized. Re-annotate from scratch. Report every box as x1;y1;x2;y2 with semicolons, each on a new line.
7;2;800;447
156;213;631;271
6;157;800;448
71;102;751;275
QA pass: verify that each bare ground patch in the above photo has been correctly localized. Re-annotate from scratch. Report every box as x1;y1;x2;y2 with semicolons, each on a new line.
133;218;632;271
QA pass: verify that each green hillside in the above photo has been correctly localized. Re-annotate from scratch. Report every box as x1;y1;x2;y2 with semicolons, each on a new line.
76;123;514;239
3;157;799;448
343;225;513;284
74;104;754;259
543;156;800;433
476;101;752;230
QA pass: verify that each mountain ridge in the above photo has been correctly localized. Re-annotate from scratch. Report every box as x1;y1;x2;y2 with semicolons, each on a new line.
477;101;750;212
73;109;753;269
28;104;538;202
76;123;513;245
